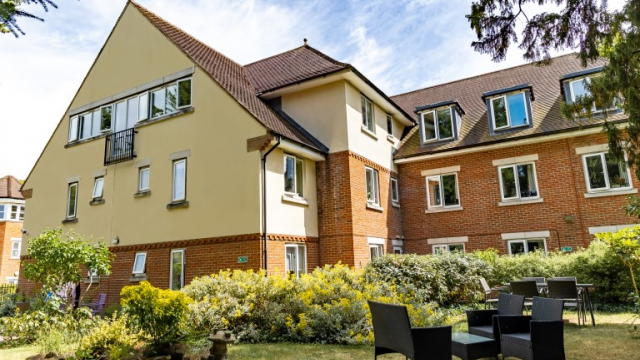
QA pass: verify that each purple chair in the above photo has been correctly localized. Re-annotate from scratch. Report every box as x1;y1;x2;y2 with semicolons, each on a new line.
83;293;107;316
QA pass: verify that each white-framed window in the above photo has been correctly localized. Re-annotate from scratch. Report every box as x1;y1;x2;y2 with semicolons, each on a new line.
132;252;147;274
393;246;403;254
138;92;149;122
369;244;384;260
170;249;185;290
284;155;304;198
386;114;393;136
172;159;187;202
92;177;104;199
421;107;454;142
6;277;18;285
9;205;24;221
498;163;539;201
365;167;380;205
567;77;616;114
69;116;79;142
10;238;21;259
508;239;547;255
139;167;150;191
0;205;4;220
100;105;113;132
66;182;78;219
361;95;375;133
433;243;465;255
177;78;192;108
285;244;307;278
583;151;631;192
426;173;460;209
490;92;529;130
391;178;400;204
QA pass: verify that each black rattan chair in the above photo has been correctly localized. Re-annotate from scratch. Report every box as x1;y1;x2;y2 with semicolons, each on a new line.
466;293;524;351
497;296;565;360
547;279;586;326
523;277;546;284
368;300;451;360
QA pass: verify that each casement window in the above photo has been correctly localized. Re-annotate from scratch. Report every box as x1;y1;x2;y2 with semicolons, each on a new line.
151;78;193;119
285;244;306;278
386;114;393;136
10;238;21;259
177;78;192;108
92;177;104;199
566;77;616;114
170;249;185;290
132;252;147;274
421;107;454;142
391;178;400;204
426;173;460;209
361;95;375;133
66;182;78;219
69;116;79;142
498;163;539;201
433;243;465;255
365;167;380;205
100;105;113;132
393;246;403;254
10;205;24;221
583;152;631;192
369;244;384;260
284;155;304;198
508;239;547;255
139;167;150;192
172;159;187;202
490;92;529;130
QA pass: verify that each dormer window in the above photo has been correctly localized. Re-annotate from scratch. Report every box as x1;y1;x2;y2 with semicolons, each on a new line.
566;77;617;114
483;84;533;134
416;101;464;145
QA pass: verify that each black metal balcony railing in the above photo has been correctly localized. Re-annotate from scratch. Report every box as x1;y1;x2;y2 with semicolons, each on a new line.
104;128;137;166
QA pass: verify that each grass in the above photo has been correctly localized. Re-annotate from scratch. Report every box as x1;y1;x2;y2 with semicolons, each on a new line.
1;313;638;360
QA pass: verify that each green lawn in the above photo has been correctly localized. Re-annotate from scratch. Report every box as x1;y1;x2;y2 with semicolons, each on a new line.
1;313;637;360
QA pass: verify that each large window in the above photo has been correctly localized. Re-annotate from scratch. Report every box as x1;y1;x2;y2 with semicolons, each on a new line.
139;167;150;192
490;92;529;130
9;205;24;221
132;252;147;274
583;152;631;192
426;174;460;209
285;244;306;278
391;178;399;205
361;95;375;133
421;107;454;142
568;77;615;114
170;249;185;290
10;238;21;259
284;155;304;198
172;159;187;202
92;177;104;199
365;167;380;206
499;163;539;200
508;239;547;255
433;243;464;255
66;182;78;219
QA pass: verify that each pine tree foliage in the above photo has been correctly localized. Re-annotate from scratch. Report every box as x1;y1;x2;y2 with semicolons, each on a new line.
0;0;57;37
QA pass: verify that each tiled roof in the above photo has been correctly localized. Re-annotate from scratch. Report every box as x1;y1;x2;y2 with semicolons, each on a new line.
0;175;24;199
244;44;349;93
130;1;327;153
391;54;625;160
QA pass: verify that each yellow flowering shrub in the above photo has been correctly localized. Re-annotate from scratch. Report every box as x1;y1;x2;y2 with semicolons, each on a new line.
76;314;145;360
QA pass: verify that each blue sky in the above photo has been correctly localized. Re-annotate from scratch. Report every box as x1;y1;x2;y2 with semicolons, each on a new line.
0;0;624;179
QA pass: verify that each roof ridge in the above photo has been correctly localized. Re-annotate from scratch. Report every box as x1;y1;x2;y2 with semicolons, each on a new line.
244;43;350;69
391;53;581;99
243;45;306;67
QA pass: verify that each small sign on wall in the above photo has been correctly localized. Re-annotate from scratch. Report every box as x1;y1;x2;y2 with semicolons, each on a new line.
561;247;572;253
238;256;248;264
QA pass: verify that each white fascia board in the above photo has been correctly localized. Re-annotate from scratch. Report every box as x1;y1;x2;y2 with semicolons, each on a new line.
272;138;326;162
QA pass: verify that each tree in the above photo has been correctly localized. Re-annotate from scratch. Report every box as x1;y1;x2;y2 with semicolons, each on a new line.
0;0;57;37
467;1;640;208
22;228;112;311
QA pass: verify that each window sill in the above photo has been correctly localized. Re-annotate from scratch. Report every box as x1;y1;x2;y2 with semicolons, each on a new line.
134;190;151;198
84;277;100;284
392;201;400;208
361;126;378;140
366;203;384;212
282;195;309;206
584;188;637;198
498;198;544;206
387;135;396;143
425;206;463;214
135;107;194;129
89;198;105;206
129;274;148;282
167;200;189;209
65;133;108;148
62;218;78;224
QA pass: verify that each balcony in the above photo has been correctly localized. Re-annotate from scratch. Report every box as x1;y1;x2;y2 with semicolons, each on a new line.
104;128;137;166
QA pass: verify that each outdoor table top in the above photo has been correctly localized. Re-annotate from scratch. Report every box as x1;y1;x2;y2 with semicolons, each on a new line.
451;332;496;345
504;282;594;288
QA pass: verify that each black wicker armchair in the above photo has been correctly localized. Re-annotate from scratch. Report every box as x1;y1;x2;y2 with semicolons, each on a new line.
368;300;451;360
467;293;525;339
497;296;565;360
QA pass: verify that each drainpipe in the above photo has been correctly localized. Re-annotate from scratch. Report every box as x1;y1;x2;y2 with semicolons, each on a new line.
262;135;281;273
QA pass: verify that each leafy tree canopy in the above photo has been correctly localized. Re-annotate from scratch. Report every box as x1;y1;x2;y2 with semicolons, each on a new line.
0;0;57;37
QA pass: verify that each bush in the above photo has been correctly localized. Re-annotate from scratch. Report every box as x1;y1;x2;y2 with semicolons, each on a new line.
120;281;191;349
76;314;144;360
183;265;454;345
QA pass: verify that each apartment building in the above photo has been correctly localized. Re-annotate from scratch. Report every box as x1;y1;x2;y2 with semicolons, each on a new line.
0;175;24;284
18;1;635;302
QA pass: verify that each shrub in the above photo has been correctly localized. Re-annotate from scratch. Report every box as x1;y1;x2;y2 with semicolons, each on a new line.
76;314;144;360
120;281;191;349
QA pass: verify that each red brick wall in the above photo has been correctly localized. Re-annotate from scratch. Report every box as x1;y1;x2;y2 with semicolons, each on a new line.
0;221;22;282
398;134;638;255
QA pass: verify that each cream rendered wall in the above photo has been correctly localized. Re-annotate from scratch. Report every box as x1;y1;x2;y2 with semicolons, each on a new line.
345;83;402;172
22;4;266;250
280;81;349;153
265;149;318;237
